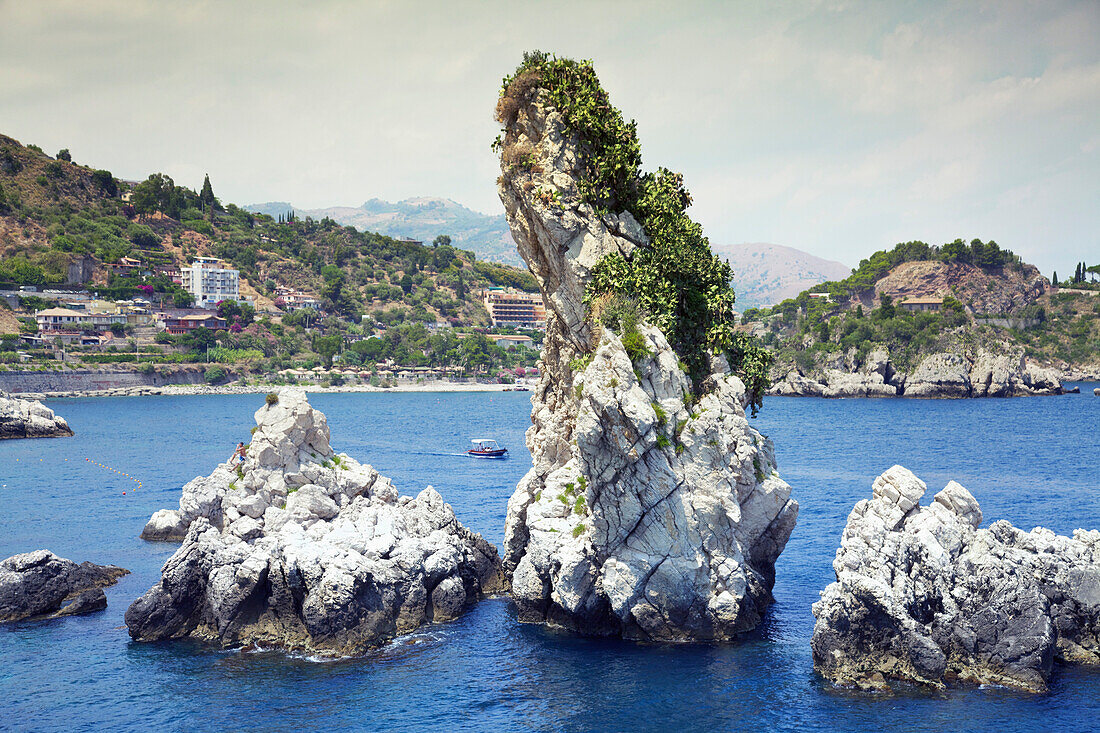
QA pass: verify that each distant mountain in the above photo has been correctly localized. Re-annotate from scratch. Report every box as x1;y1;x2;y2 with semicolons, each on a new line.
246;197;521;267
712;242;851;310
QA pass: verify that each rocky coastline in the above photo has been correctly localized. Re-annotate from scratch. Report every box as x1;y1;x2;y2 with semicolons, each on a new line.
0;390;73;439
0;550;128;622
769;346;1064;398
127;390;502;655
5;379;521;401
812;466;1100;693
495;74;797;641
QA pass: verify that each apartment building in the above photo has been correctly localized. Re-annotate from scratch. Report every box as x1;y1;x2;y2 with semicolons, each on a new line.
181;257;240;309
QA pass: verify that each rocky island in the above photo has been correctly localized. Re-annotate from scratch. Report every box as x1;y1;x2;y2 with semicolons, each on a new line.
127;390;502;655
494;53;797;641
812;466;1100;693
0;550;128;622
0;391;73;440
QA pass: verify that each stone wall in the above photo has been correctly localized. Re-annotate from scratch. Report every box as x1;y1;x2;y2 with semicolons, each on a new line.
0;368;206;394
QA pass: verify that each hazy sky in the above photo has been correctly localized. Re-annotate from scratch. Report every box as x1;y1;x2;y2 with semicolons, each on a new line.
2;0;1097;274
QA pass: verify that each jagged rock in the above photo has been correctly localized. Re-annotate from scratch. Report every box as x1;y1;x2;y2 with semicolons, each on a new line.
770;345;1061;398
497;84;797;641
54;588;108;617
812;466;1100;693
127;390;502;655
770;348;898;398
0;550;128;622
0;391;73;439
904;353;972;398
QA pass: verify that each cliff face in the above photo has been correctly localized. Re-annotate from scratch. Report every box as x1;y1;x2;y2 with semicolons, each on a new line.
869;260;1046;315
769;344;1062;398
497;87;797;641
812;466;1100;693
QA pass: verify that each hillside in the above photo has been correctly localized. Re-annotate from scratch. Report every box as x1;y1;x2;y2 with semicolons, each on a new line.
747;238;1099;379
712;242;849;310
246;196;521;267
0;133;545;378
0;134;537;317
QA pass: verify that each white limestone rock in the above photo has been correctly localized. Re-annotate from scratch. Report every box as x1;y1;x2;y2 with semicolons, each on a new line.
770;345;1062;399
497;91;798;641
127;390;502;655
812;465;1100;693
0;391;73;440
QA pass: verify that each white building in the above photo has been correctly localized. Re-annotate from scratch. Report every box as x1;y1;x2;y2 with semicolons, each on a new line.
35;307;127;332
274;287;321;311
182;257;240;310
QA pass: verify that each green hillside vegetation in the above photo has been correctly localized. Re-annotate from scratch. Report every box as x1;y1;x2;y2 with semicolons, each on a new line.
0;134;542;377
496;52;771;411
744;239;1099;373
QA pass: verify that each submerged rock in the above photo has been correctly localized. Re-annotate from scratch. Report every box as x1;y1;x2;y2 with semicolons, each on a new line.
812;466;1100;693
0;550;128;622
127;390;502;655
0;391;73;439
496;68;797;641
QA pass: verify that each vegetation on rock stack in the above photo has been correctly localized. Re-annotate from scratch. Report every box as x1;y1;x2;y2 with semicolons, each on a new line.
496;52;772;412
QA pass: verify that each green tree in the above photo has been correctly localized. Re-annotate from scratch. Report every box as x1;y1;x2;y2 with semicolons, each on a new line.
313;334;342;368
91;169;118;197
455;269;466;299
187;327;217;352
56;149;71;162
433;234;452;247
876;293;896;319
200;174;218;214
217;299;242;322
499;53;773;410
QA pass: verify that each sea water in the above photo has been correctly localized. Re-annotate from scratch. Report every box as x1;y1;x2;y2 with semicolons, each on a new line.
1;388;1098;732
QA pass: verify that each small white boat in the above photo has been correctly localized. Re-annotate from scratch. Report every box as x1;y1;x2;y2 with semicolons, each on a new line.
468;438;508;459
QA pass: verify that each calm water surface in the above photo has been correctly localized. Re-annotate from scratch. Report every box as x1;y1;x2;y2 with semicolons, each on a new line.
1;387;1098;732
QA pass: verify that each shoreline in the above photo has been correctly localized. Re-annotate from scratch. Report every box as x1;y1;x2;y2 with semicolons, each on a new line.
16;380;530;400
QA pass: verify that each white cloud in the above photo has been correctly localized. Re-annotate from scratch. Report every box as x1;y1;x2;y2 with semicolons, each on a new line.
0;0;1096;273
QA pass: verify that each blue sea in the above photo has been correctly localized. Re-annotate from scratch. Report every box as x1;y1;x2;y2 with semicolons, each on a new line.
1;387;1098;732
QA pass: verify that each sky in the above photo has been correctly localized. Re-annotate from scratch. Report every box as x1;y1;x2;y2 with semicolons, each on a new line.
1;0;1097;275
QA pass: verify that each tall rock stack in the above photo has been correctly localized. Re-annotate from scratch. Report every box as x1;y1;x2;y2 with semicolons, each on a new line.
496;59;798;641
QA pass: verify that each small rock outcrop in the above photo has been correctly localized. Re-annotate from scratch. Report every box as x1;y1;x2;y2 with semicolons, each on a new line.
769;345;1061;398
812;466;1100;693
0;391;73;439
0;550;128;622
497;66;797;641
127;390;502;655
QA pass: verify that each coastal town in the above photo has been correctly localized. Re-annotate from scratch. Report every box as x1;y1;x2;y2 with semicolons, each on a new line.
1;249;548;394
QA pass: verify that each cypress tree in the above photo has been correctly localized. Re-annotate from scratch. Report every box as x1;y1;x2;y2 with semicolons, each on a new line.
200;174;216;212
1052;271;1058;286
